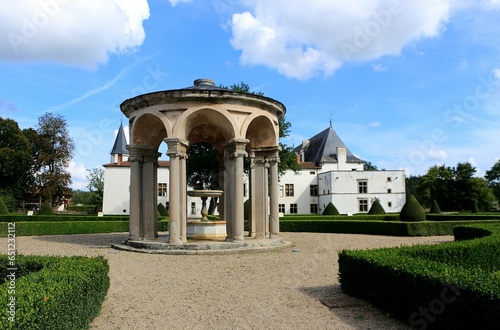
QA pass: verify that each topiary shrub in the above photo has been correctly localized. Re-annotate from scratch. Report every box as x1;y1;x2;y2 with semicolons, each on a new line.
39;202;54;215
399;195;425;222
157;202;168;217
368;199;385;214
429;199;441;214
323;202;340;215
472;199;480;213
0;197;8;215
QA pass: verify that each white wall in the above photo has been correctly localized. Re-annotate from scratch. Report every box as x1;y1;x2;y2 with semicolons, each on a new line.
318;170;406;214
278;169;319;214
102;166;131;215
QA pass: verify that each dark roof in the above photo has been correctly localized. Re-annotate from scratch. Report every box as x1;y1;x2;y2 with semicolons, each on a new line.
110;122;128;155
293;127;364;164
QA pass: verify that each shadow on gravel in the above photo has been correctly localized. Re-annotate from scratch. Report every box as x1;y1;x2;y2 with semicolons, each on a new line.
32;233;129;248
299;284;410;329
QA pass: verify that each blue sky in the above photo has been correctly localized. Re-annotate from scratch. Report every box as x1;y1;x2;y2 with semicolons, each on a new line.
1;0;500;190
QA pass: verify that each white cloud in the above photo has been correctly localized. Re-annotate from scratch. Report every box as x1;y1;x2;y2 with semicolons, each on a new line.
0;0;150;68
493;68;500;79
169;0;192;6
230;0;452;79
369;121;381;127
372;64;388;72
68;160;88;190
429;149;448;161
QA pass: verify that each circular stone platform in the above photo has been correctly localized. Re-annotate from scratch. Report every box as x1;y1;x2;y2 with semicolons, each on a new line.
112;235;291;255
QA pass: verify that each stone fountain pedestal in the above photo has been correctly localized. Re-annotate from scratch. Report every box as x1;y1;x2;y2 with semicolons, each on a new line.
186;190;226;240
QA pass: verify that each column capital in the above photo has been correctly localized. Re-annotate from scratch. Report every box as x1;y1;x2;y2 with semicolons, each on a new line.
127;144;161;161
165;137;189;158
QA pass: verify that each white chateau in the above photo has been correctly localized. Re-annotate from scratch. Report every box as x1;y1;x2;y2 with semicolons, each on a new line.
103;123;406;216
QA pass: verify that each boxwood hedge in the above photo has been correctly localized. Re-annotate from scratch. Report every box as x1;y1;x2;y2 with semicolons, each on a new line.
0;220;169;237
0;255;109;329
338;223;500;329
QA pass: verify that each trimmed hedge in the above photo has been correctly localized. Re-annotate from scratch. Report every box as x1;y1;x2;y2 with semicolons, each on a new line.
281;214;400;221
280;219;500;236
0;215;130;222
429;199;442;214
426;214;500;221
0;220;169;237
338;223;500;329
0;255;109;329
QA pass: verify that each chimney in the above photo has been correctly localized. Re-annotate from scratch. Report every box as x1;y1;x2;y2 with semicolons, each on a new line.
337;147;346;166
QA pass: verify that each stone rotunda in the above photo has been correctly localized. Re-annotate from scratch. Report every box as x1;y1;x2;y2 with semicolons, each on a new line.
115;78;290;253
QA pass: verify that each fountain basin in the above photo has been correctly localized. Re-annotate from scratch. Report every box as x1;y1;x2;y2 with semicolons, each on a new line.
187;220;226;240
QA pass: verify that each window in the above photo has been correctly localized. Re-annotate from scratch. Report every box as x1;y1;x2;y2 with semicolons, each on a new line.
191;202;196;214
158;183;168;196
310;185;318;196
388;202;392;208
279;204;285;213
387;188;392;194
358;180;368;194
279;185;284;198
387;177;392;182
359;199;368;212
285;184;294;197
310;171;315;175
310;204;318;214
290;204;298;214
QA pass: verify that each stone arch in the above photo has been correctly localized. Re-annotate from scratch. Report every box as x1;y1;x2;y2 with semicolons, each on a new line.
174;107;238;143
131;113;169;149
244;114;278;149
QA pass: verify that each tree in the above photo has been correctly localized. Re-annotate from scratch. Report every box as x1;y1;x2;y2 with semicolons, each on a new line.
71;190;93;205
485;160;500;201
363;161;378;171
186;142;219;190
28;113;75;206
417;162;494;212
220;82;300;175
0;117;33;201
86;168;104;206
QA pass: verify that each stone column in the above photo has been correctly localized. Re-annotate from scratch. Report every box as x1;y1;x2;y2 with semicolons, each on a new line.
223;153;233;240
248;152;256;237
224;139;249;242
165;138;189;245
179;152;188;243
268;152;280;237
141;150;161;239
127;147;143;240
217;156;225;221
253;155;268;239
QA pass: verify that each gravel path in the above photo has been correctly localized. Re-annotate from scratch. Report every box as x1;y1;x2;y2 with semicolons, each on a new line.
3;232;453;329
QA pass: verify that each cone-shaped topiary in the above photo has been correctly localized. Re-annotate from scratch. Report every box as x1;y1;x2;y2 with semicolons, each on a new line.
39;201;54;215
399;195;425;222
157;202;168;217
472;199;479;213
323;202;340;215
429;199;441;214
368;199;385;214
0;196;9;214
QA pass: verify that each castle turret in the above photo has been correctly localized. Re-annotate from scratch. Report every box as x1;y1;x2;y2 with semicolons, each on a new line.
110;122;129;163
